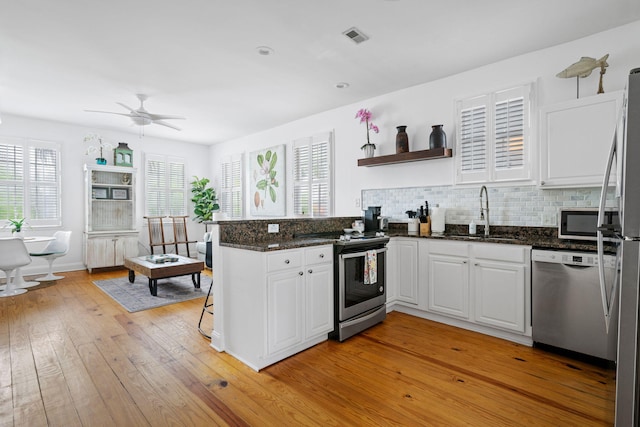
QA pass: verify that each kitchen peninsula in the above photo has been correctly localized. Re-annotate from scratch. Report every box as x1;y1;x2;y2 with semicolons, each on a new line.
206;217;598;371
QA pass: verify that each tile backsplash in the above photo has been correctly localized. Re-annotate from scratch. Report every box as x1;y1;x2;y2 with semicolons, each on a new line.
362;185;614;227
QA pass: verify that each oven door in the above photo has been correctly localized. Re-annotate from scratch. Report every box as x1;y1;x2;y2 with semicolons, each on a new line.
338;247;387;321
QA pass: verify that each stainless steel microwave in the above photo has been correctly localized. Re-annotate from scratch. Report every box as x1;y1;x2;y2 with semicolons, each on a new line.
558;208;619;241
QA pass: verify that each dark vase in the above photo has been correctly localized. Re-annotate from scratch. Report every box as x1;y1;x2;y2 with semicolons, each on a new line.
396;125;409;154
429;125;446;150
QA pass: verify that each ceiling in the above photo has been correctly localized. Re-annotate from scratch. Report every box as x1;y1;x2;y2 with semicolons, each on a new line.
2;1;640;145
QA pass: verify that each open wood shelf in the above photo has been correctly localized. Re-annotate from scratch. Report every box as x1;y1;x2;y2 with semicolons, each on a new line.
357;147;453;167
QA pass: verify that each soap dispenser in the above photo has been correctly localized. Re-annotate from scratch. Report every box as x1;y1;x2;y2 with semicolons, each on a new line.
469;219;477;235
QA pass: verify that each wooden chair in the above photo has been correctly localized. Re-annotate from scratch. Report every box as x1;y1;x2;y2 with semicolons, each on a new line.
144;216;169;254
170;215;197;257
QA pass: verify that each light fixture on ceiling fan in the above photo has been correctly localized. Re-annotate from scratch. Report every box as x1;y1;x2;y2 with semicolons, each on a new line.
85;94;185;130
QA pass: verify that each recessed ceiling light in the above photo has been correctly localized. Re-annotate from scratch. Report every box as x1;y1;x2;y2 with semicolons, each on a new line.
256;46;274;56
335;82;350;89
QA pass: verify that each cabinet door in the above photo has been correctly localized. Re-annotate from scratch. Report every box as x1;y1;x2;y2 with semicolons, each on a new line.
473;261;525;332
305;263;333;338
540;91;622;188
267;270;304;355
115;236;139;265
428;254;469;319
396;239;418;305
386;240;398;303
87;237;116;269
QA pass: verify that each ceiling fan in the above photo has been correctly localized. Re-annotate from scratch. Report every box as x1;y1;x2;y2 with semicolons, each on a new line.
85;94;185;130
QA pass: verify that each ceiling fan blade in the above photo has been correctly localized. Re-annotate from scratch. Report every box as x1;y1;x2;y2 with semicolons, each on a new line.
116;102;136;113
85;109;132;117
147;113;186;121
152;120;182;131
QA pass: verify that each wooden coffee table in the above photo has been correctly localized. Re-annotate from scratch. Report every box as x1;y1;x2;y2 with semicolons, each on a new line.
124;255;204;296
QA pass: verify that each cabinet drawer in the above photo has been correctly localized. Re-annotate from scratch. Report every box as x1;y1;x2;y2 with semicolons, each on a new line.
267;250;302;272
305;246;333;266
428;240;469;257
472;244;528;263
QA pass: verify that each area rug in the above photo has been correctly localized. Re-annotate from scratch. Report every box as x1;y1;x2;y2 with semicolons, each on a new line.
92;274;208;313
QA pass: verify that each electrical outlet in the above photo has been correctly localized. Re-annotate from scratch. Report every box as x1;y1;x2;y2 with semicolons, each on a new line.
268;223;279;233
355;198;360;207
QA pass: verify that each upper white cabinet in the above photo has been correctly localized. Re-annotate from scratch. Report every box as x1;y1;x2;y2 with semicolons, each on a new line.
83;164;139;271
539;91;623;188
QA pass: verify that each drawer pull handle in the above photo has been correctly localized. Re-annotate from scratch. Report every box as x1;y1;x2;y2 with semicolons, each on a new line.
319;254;324;258
308;269;313;274
284;259;290;264
298;271;304;276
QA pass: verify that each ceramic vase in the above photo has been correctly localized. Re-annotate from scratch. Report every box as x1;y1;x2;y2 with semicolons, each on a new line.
429;125;446;150
396;126;409;153
362;144;375;158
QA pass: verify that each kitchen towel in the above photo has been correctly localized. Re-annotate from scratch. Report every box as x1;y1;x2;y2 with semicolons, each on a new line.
364;250;377;285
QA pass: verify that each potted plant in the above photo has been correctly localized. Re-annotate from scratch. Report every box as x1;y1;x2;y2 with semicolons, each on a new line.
356;108;379;158
5;218;26;236
190;176;220;222
84;133;113;165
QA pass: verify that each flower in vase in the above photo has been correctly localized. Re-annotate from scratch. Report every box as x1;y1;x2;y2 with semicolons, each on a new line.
355;108;379;149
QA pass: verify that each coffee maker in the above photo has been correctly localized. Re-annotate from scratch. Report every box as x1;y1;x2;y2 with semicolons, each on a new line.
364;206;382;232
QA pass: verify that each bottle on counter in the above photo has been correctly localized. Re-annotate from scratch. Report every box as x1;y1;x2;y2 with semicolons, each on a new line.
431;204;446;233
469;219;477;235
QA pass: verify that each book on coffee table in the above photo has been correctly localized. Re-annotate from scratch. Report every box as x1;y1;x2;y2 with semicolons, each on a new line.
145;254;179;264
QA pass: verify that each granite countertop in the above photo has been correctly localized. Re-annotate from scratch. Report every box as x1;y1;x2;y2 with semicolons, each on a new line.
220;224;613;253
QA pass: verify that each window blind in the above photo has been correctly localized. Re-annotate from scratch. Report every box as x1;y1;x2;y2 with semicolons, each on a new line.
220;154;243;218
145;154;186;217
0;138;61;226
456;84;531;183
293;131;332;217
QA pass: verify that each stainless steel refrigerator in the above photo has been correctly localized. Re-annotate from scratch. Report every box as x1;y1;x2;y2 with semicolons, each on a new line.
598;67;640;425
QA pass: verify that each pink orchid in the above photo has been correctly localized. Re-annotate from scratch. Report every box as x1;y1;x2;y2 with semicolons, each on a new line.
355;108;379;149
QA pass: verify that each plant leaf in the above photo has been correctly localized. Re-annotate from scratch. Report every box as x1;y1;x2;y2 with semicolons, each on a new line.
265;150;272;162
256;179;267;190
270;152;278;170
269;186;276;203
257;154;264;167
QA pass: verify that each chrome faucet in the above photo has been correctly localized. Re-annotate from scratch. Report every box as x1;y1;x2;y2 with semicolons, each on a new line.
479;185;490;237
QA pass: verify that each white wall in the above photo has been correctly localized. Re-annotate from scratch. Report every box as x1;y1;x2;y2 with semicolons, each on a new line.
0;115;211;276
209;20;640;218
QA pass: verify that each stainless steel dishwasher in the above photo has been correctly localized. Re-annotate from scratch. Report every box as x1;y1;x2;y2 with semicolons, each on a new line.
532;249;619;361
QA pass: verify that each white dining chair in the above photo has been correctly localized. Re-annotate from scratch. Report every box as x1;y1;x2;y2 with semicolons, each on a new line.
29;231;72;281
0;238;32;297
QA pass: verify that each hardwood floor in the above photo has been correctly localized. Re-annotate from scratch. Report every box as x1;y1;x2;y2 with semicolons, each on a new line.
1;269;615;426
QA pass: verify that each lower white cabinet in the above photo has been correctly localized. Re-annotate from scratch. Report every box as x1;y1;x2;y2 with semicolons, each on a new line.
223;245;334;371
427;241;470;319
84;232;139;272
387;238;418;305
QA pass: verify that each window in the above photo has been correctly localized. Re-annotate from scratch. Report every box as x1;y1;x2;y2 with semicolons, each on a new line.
220;154;243;219
0;137;61;226
456;84;532;184
144;154;186;216
293;131;333;217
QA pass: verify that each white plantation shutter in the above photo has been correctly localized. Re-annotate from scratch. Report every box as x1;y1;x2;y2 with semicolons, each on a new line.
293;131;332;217
0;138;61;226
456;84;531;183
145;154;186;216
221;154;243;218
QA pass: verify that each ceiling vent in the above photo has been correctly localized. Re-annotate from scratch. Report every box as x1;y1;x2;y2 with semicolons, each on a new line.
343;27;369;44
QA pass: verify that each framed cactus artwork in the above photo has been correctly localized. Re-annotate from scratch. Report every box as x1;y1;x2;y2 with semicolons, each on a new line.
249;144;286;216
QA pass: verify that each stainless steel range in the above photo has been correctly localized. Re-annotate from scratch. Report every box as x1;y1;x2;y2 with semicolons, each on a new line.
330;233;390;341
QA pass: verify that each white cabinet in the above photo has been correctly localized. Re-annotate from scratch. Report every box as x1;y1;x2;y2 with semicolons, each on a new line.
83;164;139;271
84;233;139;272
387;238;418;305
223;245;333;371
471;244;529;333
539;91;623;188
427;241;470;319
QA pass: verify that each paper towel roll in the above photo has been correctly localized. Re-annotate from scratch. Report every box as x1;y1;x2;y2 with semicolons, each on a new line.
430;205;446;233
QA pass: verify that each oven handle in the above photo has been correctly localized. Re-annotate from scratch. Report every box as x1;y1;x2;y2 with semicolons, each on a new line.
340;247;388;261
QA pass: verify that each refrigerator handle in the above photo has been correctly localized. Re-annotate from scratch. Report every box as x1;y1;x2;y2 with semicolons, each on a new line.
597;127;618;333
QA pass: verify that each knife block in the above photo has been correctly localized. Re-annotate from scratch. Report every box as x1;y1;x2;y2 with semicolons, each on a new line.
420;218;431;236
